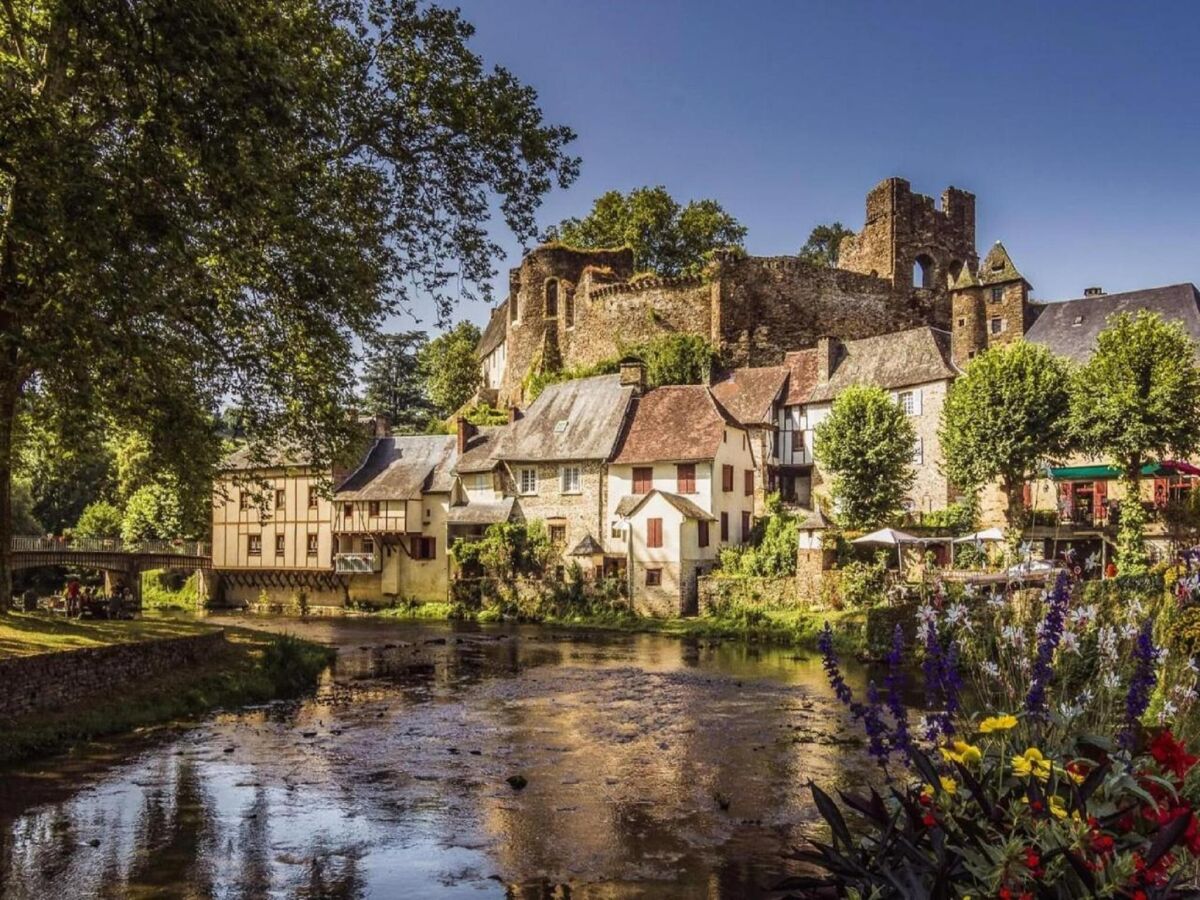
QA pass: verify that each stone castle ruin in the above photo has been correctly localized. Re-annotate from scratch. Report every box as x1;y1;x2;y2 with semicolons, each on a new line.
477;177;997;407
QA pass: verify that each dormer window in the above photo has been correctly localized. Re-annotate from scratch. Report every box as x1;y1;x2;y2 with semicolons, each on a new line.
545;279;558;318
1072;315;1084;327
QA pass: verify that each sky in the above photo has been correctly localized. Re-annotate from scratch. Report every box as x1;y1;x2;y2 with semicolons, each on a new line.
398;0;1200;335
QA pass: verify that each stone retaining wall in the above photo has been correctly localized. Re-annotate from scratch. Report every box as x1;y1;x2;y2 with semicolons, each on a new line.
697;575;810;615
0;630;227;721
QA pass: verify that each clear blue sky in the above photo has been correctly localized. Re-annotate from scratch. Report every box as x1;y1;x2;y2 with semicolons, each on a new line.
402;0;1200;334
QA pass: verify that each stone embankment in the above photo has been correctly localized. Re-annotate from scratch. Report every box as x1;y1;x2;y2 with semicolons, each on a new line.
0;630;226;720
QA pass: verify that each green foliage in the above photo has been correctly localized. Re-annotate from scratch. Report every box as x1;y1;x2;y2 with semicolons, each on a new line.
798;221;854;266
718;494;798;577
361;331;435;433
140;569;202;610
638;333;717;387
15;413;116;534
545;186;746;276
522;358;619;403
814;385;917;529
74;500;124;540
837;553;890;607
10;479;41;535
419;321;483;418
919;498;978;535
1116;478;1150;576
462;402;510;427
939;341;1074;527
0;0;576;601
121;482;185;543
1070;311;1200;571
451;521;550;582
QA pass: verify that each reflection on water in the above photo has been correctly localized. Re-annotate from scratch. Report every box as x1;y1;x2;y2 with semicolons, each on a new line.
0;619;876;899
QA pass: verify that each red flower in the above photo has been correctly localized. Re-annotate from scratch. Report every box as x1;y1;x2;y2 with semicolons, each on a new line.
1150;730;1198;780
921;813;937;828
1024;847;1040;869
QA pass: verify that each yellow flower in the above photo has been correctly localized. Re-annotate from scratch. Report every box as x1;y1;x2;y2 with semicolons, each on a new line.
940;741;983;766
1048;795;1067;819
979;714;1018;733
1011;747;1051;781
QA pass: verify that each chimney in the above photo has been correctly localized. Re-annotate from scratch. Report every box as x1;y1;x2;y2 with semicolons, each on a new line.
618;356;647;395
1084;286;1105;297
455;416;476;455
816;336;841;383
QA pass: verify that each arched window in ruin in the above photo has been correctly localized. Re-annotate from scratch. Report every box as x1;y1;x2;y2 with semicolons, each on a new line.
913;254;935;289
564;288;574;328
545;279;558;318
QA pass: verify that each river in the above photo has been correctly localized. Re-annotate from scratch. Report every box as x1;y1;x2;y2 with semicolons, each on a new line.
0;617;876;899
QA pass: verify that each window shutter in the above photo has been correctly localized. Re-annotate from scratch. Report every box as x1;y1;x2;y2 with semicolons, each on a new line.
744;469;754;496
913;389;923;416
647;518;663;548
1095;480;1108;521
698;520;709;548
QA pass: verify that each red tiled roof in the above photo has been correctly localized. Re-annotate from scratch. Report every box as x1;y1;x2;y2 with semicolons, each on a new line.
611;385;742;465
710;365;788;426
782;349;819;405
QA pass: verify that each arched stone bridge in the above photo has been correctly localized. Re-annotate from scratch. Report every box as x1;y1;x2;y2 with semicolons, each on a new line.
11;537;213;604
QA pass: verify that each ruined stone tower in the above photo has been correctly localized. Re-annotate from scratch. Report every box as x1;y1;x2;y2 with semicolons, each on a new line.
948;241;1032;367
838;177;978;328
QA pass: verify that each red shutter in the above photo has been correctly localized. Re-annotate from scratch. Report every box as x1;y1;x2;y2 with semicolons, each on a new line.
633;467;653;494
744;469;754;497
647;518;663;548
677;463;696;494
741;511;751;542
1022;482;1032;509
720;512;729;541
1094;480;1108;522
1058;482;1072;520
698;520;710;548
722;465;734;492
1154;476;1169;508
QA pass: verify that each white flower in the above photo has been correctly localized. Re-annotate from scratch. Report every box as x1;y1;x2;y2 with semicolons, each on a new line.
981;661;1001;680
1098;625;1119;662
945;602;969;627
1121;622;1139;641
1188;657;1200;674
1060;631;1081;655
917;604;937;627
1159;700;1179;725
1001;624;1025;647
1085;551;1100;572
1102;671;1121;690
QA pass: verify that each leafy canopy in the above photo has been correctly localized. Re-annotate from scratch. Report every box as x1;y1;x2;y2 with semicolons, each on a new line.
799;222;855;267
814;385;917;530
545;186;746;276
0;0;576;599
939;341;1074;525
73;500;123;540
361;332;435;433
419;321;482;419
718;494;798;577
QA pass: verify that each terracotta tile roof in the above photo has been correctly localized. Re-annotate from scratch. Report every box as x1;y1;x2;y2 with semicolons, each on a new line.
1025;283;1200;364
498;374;634;462
335;435;456;500
476;301;508;357
710;365;788;426
611;384;742;465
807;327;957;403
782;349;819;406
615;490;716;522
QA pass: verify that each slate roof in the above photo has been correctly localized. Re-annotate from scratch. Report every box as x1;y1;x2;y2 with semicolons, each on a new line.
615;490;717;522
798;506;833;531
569;534;604;556
1025;283;1200;364
477;301;508;357
498;374;633;462
335;435;456;500
222;444;315;472
782;349;819;406
611;384;742;465
455;426;505;474
807;327;958;403
446;497;515;525
710;365;788;426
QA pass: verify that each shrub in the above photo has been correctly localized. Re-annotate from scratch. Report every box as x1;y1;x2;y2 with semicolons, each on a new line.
837;553;889;608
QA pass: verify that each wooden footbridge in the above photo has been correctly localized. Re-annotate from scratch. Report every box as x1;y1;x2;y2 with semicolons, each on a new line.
11;537;212;603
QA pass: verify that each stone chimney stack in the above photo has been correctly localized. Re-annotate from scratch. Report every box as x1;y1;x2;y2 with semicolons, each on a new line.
1084;286;1105;297
816;336;841;383
618;357;647;395
455;417;476;455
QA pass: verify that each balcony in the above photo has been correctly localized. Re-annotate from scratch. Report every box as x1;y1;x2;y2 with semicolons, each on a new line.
334;552;381;574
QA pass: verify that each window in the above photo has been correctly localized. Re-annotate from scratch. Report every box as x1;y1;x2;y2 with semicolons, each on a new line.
343;502;354;519
647;517;663;548
545;279;558;317
519;467;537;495
957;317;965;328
741;511;751;542
633;467;653;494
473;473;489;491
275;489;286;510
720;512;729;541
560;466;581;494
565;291;574;328
414;536;436;560
990;286;1004;302
912;437;924;466
722;465;734;492
744;469;754;497
549;524;566;545
308;486;319;509
645;568;662;587
362;537;374;554
368;500;381;517
913;254;934;289
239;491;250;510
698;520;710;548
306;533;319;556
611;522;624;540
275;534;285;556
990;317;1004;335
898;391;915;416
247;534;262;556
676;463;696;494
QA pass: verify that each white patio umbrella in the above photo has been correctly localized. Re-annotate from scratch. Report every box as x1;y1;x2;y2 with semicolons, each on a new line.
851;528;923;567
951;527;1006;543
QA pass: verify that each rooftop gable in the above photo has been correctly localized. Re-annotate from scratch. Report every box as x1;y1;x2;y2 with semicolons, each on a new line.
978;241;1026;287
807;327;958;403
498;374;634;462
335;435;456;500
710;365;788;426
611;384;743;465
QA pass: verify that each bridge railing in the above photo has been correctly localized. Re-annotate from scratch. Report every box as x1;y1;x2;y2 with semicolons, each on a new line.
11;536;212;557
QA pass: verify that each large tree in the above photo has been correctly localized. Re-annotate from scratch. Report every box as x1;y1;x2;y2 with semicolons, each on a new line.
419;321;482;419
799;222;855;267
814;385;917;529
939;341;1074;528
544;186;745;276
0;0;576;603
1069;311;1200;573
361;331;434;433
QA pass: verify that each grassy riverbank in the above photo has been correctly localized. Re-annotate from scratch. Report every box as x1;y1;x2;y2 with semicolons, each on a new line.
0;615;333;766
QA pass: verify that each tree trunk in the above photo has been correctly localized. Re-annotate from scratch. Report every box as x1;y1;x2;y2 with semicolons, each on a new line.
1002;475;1025;531
0;382;17;611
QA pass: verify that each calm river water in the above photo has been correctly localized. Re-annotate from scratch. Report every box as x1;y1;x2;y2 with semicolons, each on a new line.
0;618;876;899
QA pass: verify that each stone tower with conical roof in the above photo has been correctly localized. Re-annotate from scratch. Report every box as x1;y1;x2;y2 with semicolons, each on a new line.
949;241;1032;367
